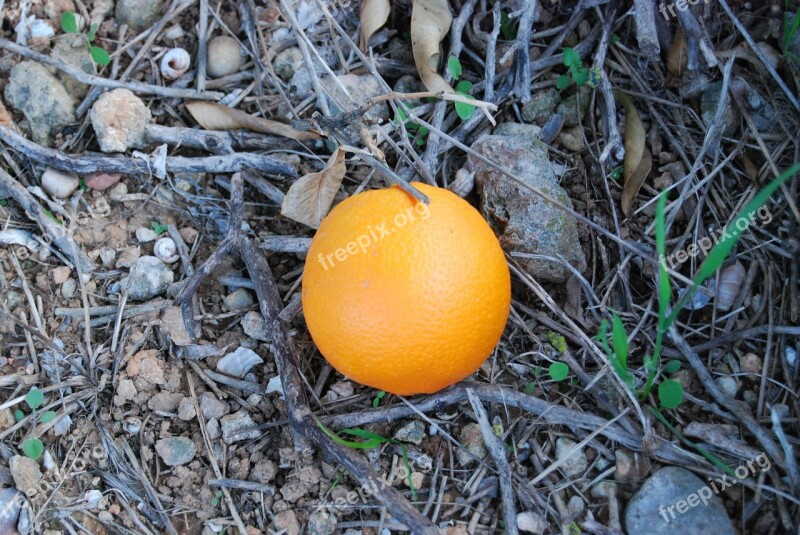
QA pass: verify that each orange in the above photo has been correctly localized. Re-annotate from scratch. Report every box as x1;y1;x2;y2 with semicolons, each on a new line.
301;183;510;395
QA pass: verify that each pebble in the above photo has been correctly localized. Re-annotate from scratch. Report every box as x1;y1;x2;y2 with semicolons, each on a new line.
625;466;735;535
220;411;260;443
113;379;137;406
115;0;164;31
217;347;263;379
701;82;740;138
307;511;337;535
0;487;23;533
206;418;221;440
322;73;388;120
469;132;586;282
715;376;739;398
124;255;174;300
50;37;94;98
394;420;425;445
9;455;42;493
136;227;158;243
207;36;244;78
115;246;140;269
223;288;255;311
325;381;353;401
61;278;77;299
272;47;303;81
242;311;270;341
177;397;196;421
155;437;196;466
159;306;192;346
89;89;151;153
52;266;71;284
516;511;545;534
556;86;591;127
522;88;561;124
455;423;486;466
555;437;587;478
5;61;75;144
85;172;122;191
199;392;229;421
266;376;283;397
567;495;585;518
84;489;103;509
53;414;72;435
274;510;300;535
740;353;762;375
41;168;79;199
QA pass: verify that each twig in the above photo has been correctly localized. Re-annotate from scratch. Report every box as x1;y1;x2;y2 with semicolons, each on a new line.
508;0;538;102
674;5;718;70
593;0;625;163
196;0;209;92
0;126;296;177
632;0;661;56
466;389;519;535
0;37;222;101
144;124;293;155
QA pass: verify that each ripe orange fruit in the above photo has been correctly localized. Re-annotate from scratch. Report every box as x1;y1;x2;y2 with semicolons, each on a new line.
301;183;510;395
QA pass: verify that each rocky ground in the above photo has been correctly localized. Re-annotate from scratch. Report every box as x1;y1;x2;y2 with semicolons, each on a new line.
0;0;799;534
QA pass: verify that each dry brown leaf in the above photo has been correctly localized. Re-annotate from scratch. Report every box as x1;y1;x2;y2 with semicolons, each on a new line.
360;0;391;52
410;0;454;94
281;148;346;229
185;101;319;141
615;90;652;217
666;26;688;87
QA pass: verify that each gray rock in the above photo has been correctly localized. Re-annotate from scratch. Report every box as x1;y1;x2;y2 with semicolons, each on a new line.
40;168;79;199
199;392;230;421
394;420;425;446
242;311;270;341
155;437;196;466
50;36;95;98
494;122;541;143
307;510;337;535
223;288;254;310
220;410;260;443
89;89;151;153
555;437;587;478
556;86;591;127
206;418;220;440
455;423;486;466
124;255;174;300
701;82;740;138
715;376;739;398
273;47;303;81
177;397;196;421
469;134;586;282
624;466;736;535
522;88;561;124
217;347;263;378
5;61;75;144
136;227;158;243
9;456;41;493
322;73;388;120
0;487;23;533
61;278;77;299
115;0;165;31
516;511;545;534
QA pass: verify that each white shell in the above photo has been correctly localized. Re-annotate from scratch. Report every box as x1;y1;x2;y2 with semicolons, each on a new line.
41;167;79;198
217;347;263;379
160;48;191;80
716;262;745;311
153;237;179;263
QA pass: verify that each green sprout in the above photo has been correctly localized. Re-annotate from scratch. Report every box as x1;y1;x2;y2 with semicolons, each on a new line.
61;12;111;66
556;47;601;90
446;56;477;120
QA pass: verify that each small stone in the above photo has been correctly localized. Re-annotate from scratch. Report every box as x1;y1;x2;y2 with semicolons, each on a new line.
274;510;300;535
199;392;229;421
179;227;198;244
516;511;545;534
0;487;23;533
115;0;164;30
207;36;244;78
115;246;140;269
9;456;42;493
89;89;151;153
223;288;254;310
266;376;283;396
85;173;122;191
556;86;591;127
740;353;762;375
84;489;103;509
217;347;263;379
321;73;388;120
155;437;196;466
555;437;587;478
242;311;270;341
625;467;735;535
394;420;425;445
567;495;585;518
177;397;196;421
273;47;303;81
50;37;94;98
494;122;542;143
701;82;740;138
136;355;165;385
124;256;174;300
307;511;336;535
160;306;192;346
52;266;71;284
220;411;260;443
136;227;158;243
0;409;15;432
522;88;561;124
148;391;182;412
206;418;220;439
455;423;486;466
60;279;77;299
108;183;128;201
5;61;75;145
251;459;278;483
114;379;136;406
715;376;739;398
407;471;425;488
53;414;72;436
558;125;586;152
41;168;79;199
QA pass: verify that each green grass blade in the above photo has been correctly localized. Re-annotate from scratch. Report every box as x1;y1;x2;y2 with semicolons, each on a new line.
611;313;628;369
654;191;671;328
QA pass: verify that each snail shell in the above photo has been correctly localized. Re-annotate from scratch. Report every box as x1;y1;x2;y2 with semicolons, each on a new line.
716;261;745;311
153;237;179;264
160;48;191;80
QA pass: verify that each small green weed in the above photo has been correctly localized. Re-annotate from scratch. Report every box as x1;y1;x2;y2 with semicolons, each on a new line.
446;56;477;120
17;387;56;460
61;12;111;66
394;105;429;148
556;47;601;90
